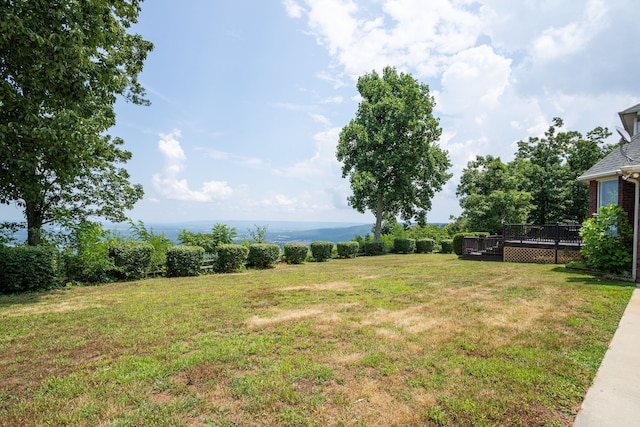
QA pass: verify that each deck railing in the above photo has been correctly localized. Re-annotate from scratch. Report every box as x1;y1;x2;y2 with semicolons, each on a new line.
462;235;503;255
502;223;582;245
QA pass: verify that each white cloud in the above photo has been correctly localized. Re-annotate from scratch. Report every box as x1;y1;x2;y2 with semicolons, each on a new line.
530;0;608;62
437;45;512;113
279;127;342;179
152;130;234;202
282;0;304;18
309;113;331;126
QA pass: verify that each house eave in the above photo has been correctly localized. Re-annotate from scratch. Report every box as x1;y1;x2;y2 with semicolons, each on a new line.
577;170;622;183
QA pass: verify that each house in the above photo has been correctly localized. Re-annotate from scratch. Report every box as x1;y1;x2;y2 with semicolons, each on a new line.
578;103;640;281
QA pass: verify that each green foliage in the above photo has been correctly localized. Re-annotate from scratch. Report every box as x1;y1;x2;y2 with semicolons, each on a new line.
514;118;613;224
580;204;633;274
247;225;269;243
212;223;237;246
63;221;116;284
0;246;58;293
177;230;216;254
166;246;205;277
128;220;172;273
336;241;360;258
108;242;153;281
310;241;334;262
440;239;454;254
393;238;416;254
337;66;452;239
177;223;237;255
456;120;613;229
457;155;534;234
0;1;153;245
363;240;385;256
452;232;490;256
214;244;249;273
247;244;280;268
0;222;23;246
283;243;308;264
416;238;435;254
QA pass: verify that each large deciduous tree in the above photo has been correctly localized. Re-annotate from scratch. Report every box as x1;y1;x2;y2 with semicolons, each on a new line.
514;118;612;224
456;118;613;232
337;67;451;240
456;155;533;234
0;0;153;245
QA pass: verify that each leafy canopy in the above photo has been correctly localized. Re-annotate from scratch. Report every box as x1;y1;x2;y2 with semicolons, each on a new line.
456;155;533;234
0;0;153;245
337;66;451;239
455;118;613;232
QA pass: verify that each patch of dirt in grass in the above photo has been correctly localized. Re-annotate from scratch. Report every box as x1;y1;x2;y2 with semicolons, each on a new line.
246;308;326;327
280;281;357;292
332;377;422;426
0;298;108;318
245;304;347;328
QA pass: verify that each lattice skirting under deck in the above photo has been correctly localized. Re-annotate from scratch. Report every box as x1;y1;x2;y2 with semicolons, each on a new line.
503;246;583;264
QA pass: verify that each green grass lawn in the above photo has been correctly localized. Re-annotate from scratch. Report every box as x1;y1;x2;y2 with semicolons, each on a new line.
0;254;634;426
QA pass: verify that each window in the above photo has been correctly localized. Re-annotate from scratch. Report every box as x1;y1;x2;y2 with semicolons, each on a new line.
598;179;618;207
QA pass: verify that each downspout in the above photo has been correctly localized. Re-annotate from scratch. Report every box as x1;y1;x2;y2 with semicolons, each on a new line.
621;169;640;282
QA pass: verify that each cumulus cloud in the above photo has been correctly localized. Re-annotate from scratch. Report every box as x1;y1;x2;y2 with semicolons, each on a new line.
530;0;608;62
282;0;304;18
152;130;234;202
279;127;342;179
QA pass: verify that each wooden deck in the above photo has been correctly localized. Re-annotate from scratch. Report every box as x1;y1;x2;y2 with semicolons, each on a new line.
461;224;583;264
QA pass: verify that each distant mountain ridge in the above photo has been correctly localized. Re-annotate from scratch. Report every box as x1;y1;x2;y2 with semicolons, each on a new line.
6;220;446;245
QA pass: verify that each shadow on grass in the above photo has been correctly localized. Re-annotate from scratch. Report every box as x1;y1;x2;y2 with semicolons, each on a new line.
0;286;74;308
552;266;637;288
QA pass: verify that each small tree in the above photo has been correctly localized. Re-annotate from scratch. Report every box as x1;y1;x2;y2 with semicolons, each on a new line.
580;204;633;274
337;66;452;240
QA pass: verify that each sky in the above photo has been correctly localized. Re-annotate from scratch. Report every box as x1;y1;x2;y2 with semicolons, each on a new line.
4;0;640;226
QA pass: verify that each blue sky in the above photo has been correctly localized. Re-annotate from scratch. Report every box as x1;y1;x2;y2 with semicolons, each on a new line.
4;0;640;226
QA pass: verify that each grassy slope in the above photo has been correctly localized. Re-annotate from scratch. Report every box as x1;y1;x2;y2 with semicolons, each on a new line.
0;254;634;427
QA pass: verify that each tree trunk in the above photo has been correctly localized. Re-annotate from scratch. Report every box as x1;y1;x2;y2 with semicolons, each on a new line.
25;200;44;246
373;196;384;240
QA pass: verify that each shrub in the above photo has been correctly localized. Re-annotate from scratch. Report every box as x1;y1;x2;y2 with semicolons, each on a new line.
310;241;333;262
452;232;490;255
0;246;59;294
63;221;115;284
283;243;308;264
337;241;359;258
394;238;416;254
128;220;173;273
580;204;633;274
440;239;454;254
109;242;154;280
247;243;280;268
215;244;249;273
416;238;435;254
363;240;385;256
166;246;205;277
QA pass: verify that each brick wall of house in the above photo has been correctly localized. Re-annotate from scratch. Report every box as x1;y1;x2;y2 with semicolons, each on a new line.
620;179;636;227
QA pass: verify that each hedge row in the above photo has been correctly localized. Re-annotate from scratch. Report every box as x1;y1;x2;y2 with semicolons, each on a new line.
109;242;154;280
1;236;464;292
0;246;59;293
247;244;280;268
416;238;435;254
215;244;249;273
167;246;205;277
337;241;359;258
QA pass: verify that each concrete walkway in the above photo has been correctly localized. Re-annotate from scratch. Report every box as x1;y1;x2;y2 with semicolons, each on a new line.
573;286;640;427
